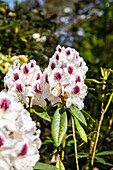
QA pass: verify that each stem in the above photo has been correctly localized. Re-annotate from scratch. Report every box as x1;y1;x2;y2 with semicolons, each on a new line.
71;116;79;170
61;139;65;161
91;108;105;166
91;92;113;166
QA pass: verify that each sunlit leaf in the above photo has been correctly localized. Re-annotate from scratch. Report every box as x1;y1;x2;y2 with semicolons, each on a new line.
74;117;87;142
30;106;51;122
33;162;58;170
51;108;67;147
69;105;87;126
56;160;65;170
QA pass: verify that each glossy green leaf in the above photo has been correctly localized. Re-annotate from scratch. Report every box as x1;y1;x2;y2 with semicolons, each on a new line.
81;110;95;122
33;162;58;170
69;105;87;126
95;156;113;166
74;117;87;142
96;151;113;156
51;108;67;147
30;107;51;122
56;160;65;170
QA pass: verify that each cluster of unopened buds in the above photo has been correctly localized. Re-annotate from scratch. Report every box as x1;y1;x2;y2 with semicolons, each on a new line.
0;92;41;170
4;45;88;110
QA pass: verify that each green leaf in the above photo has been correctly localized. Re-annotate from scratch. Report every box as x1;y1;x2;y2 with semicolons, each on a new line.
20;37;27;42
74;117;87;142
56;160;65;170
0;53;10;62
95;156;113;166
0;25;11;31
69;105;87;126
30;106;51;122
69;153;88;159
33;162;58;170
81;110;95;122
51;108;67;147
96;151;113;156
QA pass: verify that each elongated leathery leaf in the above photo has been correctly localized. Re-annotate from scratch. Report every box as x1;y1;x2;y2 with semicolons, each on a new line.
33;162;58;170
74;116;87;142
30;106;51;122
51;108;67;147
95;156;113;166
81;109;95;122
69;105;87;126
56;160;65;170
96;151;113;156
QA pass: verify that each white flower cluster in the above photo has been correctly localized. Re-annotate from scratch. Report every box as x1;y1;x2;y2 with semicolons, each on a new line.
4;45;88;110
4;59;46;108
41;45;88;110
0;92;41;170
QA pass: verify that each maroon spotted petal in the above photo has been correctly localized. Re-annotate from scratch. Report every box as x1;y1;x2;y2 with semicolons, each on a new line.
16;84;23;93
72;85;80;94
54;72;62;81
0;135;4;148
0;98;10;111
23;65;29;74
14;73;19;81
18;143;28;157
68;66;73;75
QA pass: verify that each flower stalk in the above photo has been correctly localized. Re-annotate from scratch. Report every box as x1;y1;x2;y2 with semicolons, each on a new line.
71;115;79;170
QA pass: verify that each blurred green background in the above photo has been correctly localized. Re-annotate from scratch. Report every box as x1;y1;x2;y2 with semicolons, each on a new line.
0;0;113;169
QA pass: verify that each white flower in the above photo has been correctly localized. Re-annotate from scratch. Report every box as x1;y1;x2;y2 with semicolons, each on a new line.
41;45;88;110
32;33;40;39
0;92;41;170
4;60;45;108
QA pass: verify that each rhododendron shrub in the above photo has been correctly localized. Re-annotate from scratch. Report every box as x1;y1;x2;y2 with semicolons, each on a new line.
2;45;90;170
0;92;41;170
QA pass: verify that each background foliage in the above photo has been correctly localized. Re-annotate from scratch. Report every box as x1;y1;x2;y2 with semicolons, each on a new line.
0;0;113;169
